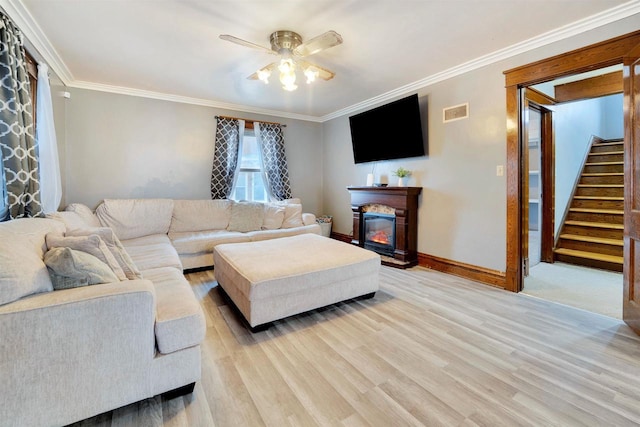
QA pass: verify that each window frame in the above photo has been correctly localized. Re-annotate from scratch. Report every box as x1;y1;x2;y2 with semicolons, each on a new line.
231;127;268;203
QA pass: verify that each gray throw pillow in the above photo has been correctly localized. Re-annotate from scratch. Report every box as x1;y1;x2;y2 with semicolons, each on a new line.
66;227;142;280
44;247;119;290
46;233;127;281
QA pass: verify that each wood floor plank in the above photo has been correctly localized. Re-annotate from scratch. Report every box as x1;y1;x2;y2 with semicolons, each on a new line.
67;266;640;427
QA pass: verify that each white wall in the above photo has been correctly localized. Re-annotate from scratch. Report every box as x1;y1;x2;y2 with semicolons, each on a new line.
63;89;324;213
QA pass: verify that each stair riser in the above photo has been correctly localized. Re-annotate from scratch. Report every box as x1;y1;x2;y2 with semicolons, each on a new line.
588;153;624;163
575;187;624;197
566;211;624;224
563;224;623;240
557;239;623;257
591;143;624;153
554;253;623;272
583;164;624;173
580;175;624;184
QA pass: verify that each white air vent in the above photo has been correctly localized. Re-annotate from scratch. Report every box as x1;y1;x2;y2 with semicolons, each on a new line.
443;103;469;123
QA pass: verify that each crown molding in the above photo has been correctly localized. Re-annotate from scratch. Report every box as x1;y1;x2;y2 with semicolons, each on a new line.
320;0;640;122
68;80;324;123
0;0;73;83
4;0;639;123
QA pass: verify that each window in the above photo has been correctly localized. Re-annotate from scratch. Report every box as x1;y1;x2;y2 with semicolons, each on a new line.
231;129;268;202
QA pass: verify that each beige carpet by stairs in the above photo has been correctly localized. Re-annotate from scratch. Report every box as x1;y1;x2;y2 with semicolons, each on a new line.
523;261;622;319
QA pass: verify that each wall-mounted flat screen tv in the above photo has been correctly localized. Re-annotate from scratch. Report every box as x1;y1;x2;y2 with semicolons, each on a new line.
349;94;425;164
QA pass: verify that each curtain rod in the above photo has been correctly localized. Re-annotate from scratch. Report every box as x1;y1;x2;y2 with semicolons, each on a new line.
215;115;287;127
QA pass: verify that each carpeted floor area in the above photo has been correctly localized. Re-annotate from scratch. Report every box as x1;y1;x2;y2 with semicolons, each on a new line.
522;261;623;319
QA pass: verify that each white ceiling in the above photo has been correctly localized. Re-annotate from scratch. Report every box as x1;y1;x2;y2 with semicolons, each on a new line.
7;0;639;121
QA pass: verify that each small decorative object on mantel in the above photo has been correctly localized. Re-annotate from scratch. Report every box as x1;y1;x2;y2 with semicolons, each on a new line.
392;167;411;187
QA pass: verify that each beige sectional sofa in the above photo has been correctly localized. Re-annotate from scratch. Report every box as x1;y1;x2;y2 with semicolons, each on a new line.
0;197;319;427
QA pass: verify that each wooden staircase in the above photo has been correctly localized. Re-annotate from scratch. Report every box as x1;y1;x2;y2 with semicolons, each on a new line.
554;138;624;272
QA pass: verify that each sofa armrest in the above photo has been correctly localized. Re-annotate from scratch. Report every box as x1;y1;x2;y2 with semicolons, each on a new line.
0;280;157;427
302;213;316;226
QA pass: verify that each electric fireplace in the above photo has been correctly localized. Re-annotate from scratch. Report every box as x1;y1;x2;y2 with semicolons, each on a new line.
363;213;396;257
348;186;422;268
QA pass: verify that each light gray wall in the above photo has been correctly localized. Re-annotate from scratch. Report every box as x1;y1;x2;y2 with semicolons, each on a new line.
553;97;607;235
54;15;638;273
322;16;639;272
63;89;323;213
601;93;624;139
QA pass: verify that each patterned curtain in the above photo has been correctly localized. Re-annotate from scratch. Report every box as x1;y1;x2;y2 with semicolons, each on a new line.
255;122;292;201
210;117;244;199
0;13;41;220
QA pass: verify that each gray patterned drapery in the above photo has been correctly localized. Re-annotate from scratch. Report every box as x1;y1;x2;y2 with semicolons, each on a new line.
0;13;41;220
210;117;244;199
255;122;292;201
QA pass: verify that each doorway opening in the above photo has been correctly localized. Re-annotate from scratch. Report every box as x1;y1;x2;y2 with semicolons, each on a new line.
519;67;624;318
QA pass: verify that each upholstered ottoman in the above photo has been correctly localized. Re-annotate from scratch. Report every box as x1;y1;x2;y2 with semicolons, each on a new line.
213;233;381;330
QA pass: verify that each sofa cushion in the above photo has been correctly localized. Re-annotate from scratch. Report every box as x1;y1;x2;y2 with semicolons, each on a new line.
246;225;320;242
121;234;172;248
46;233;127;281
46;211;89;230
65;203;101;228
44;247;119;290
227;201;264;232
262;203;285;230
141;267;206;354
281;204;304;228
66;228;142;280
170;199;232;233
0;218;65;306
96;199;174;240
169;230;251;255
124;242;182;272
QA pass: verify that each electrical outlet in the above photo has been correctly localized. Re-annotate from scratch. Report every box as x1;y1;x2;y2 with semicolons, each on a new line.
496;165;504;176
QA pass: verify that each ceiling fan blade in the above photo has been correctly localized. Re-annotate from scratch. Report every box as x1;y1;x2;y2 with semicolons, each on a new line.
293;30;343;57
298;60;336;81
219;34;276;55
247;62;277;80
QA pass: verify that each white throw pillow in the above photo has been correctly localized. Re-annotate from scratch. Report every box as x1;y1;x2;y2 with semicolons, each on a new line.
262;203;286;230
0;218;65;306
227;202;265;232
281;204;304;229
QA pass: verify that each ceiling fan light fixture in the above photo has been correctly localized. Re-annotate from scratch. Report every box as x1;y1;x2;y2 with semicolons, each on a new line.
222;29;341;92
304;68;319;84
257;68;271;84
278;58;297;91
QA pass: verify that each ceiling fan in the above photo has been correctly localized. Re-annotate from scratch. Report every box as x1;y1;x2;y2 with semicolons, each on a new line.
219;30;343;91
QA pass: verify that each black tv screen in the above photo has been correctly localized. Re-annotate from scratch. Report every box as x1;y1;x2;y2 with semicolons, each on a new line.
349;94;425;164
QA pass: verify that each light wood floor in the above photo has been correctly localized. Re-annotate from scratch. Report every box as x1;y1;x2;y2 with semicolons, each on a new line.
70;266;640;426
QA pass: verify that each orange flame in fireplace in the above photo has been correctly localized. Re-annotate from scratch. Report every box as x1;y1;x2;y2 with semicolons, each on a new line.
371;231;390;245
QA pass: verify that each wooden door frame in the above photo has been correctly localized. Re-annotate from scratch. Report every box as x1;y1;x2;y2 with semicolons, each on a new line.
503;30;640;292
523;98;555;264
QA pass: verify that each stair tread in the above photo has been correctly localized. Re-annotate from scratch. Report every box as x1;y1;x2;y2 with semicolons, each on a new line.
569;207;624;214
554;248;623;264
564;220;624;230
574;196;624;200
577;184;624;188
559;234;623;246
589;151;624;155
585;161;624;166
